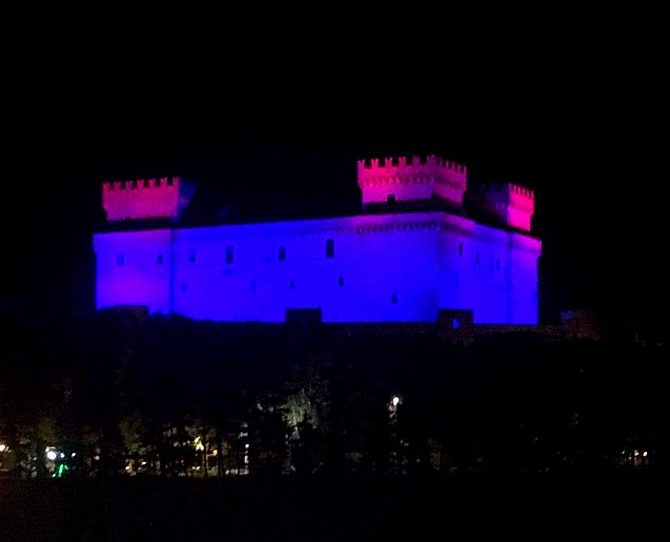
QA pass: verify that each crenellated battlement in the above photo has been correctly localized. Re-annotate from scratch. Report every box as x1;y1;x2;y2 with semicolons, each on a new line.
478;183;535;201
103;177;179;192
357;154;467;173
102;176;195;221
469;182;535;232
498;183;534;200
357;154;468;208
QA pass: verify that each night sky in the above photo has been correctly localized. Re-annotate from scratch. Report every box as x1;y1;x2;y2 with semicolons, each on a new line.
3;69;665;337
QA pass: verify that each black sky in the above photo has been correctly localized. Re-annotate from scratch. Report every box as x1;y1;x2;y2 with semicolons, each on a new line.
3;40;666;337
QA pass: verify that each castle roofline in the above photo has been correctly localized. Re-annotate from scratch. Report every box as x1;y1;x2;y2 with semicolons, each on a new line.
94;208;541;247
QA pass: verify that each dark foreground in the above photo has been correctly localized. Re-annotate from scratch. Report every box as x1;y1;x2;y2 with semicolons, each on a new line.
0;472;660;541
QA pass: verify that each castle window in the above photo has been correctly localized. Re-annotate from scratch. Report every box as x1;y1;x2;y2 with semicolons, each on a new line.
116;253;125;266
157;255;164;265
475;253;480;265
225;246;234;264
278;246;286;261
326;239;335;258
391;294;398;304
188;250;196;263
452;318;460;329
496;259;501;271
458;243;463;257
338;276;344;287
289;280;295;289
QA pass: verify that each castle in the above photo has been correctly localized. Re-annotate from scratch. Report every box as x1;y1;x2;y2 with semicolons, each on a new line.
94;155;541;324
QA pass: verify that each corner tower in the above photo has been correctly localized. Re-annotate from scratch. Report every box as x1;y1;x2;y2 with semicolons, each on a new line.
469;183;535;232
102;176;195;222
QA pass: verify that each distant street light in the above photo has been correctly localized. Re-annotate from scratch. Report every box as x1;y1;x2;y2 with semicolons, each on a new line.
0;444;6;453
46;450;58;461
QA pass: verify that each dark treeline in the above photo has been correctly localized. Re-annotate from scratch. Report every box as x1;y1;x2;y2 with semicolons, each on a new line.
0;310;664;479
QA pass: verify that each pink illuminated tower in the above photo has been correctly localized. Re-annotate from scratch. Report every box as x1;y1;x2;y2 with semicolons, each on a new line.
102;177;195;221
357;155;467;209
468;183;535;232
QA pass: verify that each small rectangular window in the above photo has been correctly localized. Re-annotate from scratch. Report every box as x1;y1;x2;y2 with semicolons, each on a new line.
278;246;286;261
391;294;398;304
157;255;164;265
496;259;501;271
188;250;196;263
338;276;344;287
326;239;335;258
116;253;125;266
458;243;463;257
225;246;234;264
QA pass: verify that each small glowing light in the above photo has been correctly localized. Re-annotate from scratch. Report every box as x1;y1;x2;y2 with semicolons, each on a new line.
392;396;400;407
634;450;639;457
245;443;250;449
71;453;76;457
60;453;65;459
0;444;6;452
642;451;648;457
141;461;147;465
94;455;100;461
46;450;58;461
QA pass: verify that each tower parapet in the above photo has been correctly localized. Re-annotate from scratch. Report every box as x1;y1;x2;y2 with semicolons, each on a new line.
469;182;535;232
357;155;468;208
102;176;195;221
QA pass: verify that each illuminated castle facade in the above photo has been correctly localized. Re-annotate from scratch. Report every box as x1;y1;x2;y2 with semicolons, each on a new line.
94;156;541;324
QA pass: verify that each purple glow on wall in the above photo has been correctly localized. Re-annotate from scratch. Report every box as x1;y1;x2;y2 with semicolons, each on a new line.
94;212;541;324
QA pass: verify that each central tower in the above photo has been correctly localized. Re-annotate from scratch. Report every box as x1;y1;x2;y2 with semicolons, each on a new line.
357;155;468;209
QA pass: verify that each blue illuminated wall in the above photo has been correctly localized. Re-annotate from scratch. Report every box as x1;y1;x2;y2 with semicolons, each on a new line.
94;211;541;324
